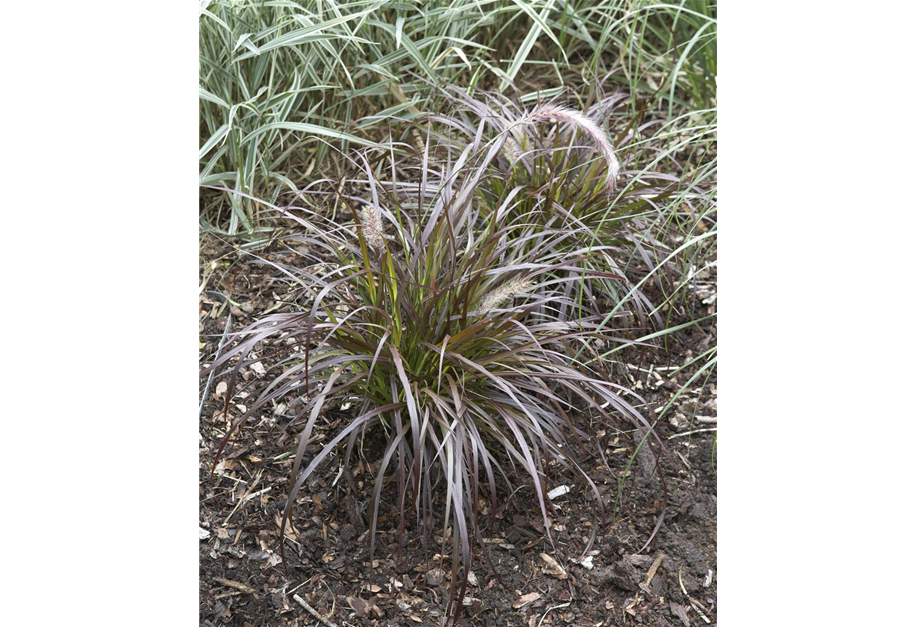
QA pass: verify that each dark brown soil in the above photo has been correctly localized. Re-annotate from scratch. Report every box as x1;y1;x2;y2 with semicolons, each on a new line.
199;235;717;627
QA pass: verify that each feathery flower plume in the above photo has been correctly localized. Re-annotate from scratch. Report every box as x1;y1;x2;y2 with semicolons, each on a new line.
524;105;620;192
502;136;523;164
472;277;533;317
359;204;386;250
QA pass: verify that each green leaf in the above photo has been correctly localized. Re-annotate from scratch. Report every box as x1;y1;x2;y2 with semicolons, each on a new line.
502;0;558;92
240;122;381;148
199;123;230;160
199;87;228;109
507;0;562;49
233;33;259;55
237;6;382;58
395;16;405;49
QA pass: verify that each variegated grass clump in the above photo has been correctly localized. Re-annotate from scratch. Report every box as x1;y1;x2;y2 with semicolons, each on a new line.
208;131;662;622
200;1;716;234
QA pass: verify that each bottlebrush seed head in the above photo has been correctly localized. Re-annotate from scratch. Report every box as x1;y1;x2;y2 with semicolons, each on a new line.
503;136;523;164
525;105;620;192
359;205;386;250
473;277;533;316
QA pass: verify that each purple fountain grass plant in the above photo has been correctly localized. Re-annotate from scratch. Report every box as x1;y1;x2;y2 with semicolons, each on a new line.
415;86;690;330
204;121;666;624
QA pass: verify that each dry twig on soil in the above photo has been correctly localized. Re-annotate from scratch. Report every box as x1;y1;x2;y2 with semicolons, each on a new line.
293;594;339;627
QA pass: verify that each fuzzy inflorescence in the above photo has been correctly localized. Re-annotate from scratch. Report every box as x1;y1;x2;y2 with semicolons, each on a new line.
359;204;386;250
472;277;533;316
522;105;620;192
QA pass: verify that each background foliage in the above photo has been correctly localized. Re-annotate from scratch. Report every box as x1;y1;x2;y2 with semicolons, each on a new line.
200;0;716;237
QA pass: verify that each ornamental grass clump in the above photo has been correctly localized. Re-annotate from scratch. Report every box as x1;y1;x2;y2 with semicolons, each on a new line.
429;88;630;226
207;129;662;621
418;87;691;329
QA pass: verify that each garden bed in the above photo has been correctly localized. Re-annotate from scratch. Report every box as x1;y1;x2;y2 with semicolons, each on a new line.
199;235;716;627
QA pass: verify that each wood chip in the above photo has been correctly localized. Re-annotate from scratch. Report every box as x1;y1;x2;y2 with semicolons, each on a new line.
670;601;691;627
540;553;567;579
644;553;665;587
513;592;541;609
346;596;371;618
